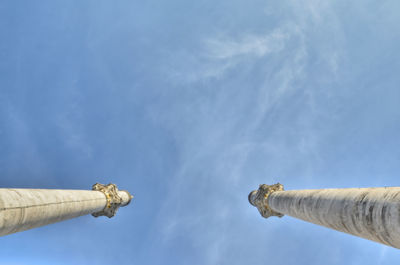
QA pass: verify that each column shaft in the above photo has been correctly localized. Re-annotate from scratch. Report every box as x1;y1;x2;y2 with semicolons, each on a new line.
0;185;132;236
268;187;400;248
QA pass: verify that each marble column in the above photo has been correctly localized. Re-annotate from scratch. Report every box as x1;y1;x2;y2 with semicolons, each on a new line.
249;183;400;249
0;183;133;236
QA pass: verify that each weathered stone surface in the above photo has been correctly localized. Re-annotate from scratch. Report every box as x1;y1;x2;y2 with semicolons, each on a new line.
248;183;284;218
0;183;133;236
250;184;400;249
92;183;133;218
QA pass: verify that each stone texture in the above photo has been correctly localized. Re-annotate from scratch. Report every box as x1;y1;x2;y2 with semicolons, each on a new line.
0;183;133;236
248;183;284;218
249;185;400;249
92;183;133;218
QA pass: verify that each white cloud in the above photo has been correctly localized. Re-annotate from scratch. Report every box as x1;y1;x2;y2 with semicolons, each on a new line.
205;30;288;60
151;2;345;264
163;28;292;83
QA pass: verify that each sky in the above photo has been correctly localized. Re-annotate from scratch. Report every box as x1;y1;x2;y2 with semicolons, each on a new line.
1;0;400;264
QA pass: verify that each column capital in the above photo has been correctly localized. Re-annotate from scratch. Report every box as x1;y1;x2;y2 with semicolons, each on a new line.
92;183;126;218
248;183;284;218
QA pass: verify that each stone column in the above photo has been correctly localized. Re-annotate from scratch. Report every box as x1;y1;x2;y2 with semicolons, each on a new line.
0;183;133;236
249;184;400;249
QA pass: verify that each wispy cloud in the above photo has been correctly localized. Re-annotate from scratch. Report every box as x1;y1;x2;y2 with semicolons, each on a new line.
204;30;288;60
164;28;292;83
153;27;309;263
150;2;345;264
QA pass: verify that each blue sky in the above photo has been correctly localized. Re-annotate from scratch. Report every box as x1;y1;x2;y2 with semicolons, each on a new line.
1;0;400;264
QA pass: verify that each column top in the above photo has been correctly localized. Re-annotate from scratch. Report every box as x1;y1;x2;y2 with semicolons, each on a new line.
92;183;133;218
249;183;284;218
